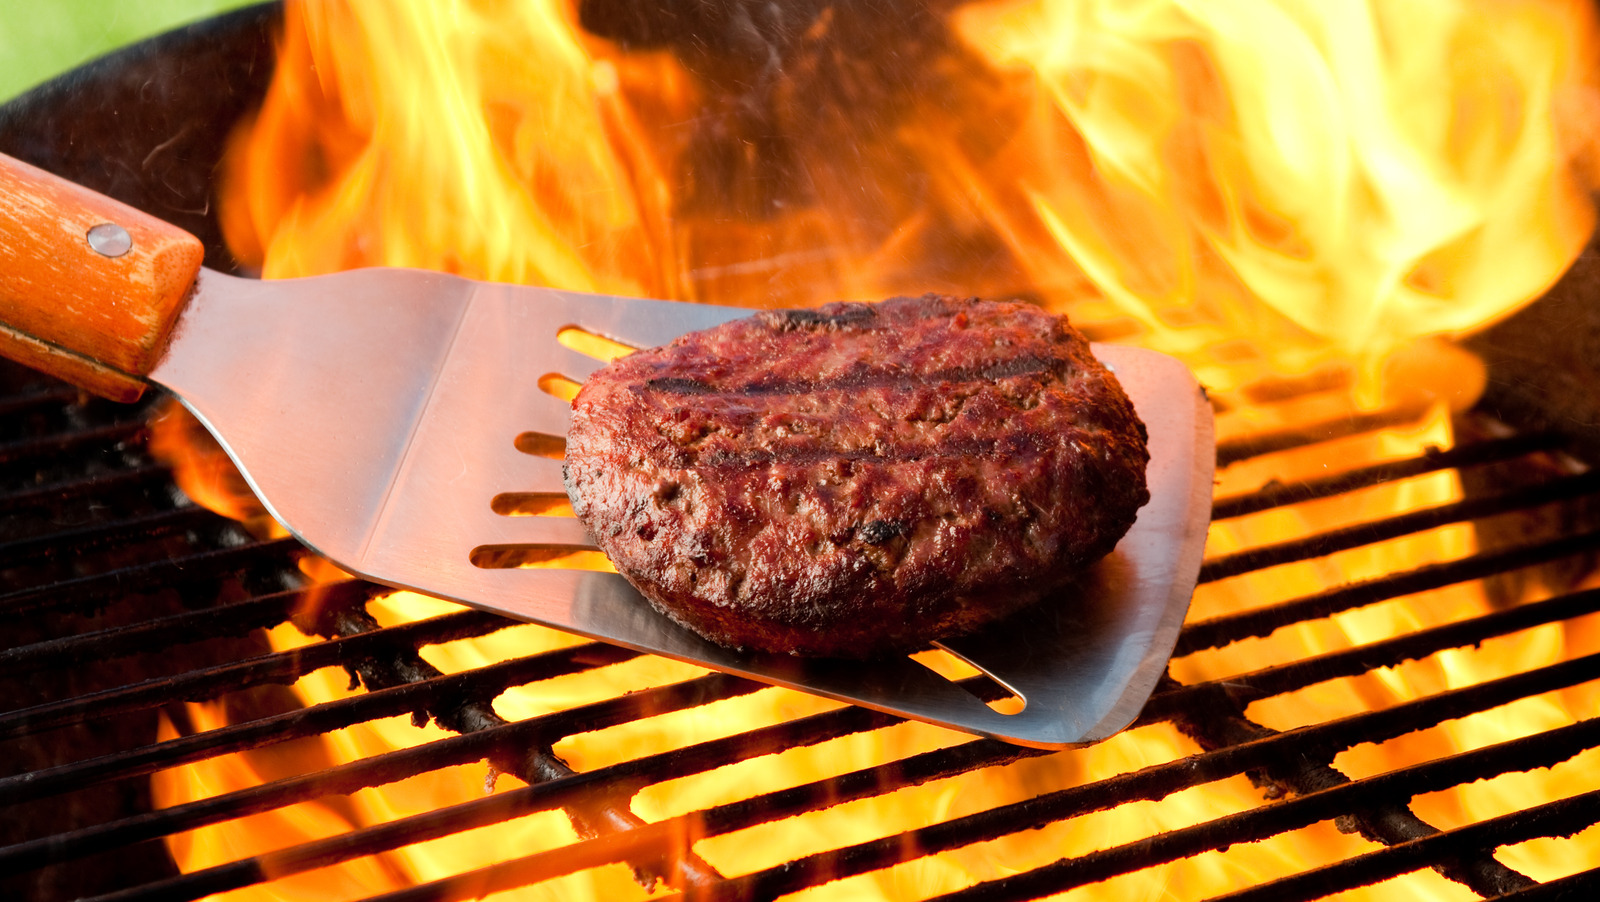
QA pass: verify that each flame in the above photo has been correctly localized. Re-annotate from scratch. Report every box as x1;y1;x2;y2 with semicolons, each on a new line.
220;0;692;297
149;0;1600;899
949;0;1597;379
148;402;284;537
217;0;1600;390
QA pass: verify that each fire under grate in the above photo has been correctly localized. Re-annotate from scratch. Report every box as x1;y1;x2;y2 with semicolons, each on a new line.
3;352;1600;902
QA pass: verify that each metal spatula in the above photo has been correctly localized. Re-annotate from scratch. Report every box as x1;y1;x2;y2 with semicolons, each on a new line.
0;151;1213;748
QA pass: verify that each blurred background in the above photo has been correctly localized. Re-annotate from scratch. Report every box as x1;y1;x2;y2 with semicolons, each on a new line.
0;0;255;102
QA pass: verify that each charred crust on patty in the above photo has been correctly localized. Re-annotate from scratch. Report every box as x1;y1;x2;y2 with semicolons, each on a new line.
856;519;906;545
760;304;879;331
563;293;1151;659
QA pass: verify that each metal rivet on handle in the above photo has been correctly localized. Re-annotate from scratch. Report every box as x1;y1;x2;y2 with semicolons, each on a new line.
86;222;132;258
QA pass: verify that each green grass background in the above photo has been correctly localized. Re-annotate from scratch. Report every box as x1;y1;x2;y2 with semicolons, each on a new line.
0;0;258;102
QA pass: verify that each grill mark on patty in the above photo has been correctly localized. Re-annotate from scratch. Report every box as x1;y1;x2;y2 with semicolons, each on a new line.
644;376;720;395
760;305;881;330
658;381;991;454
689;430;1061;468
643;353;1068;398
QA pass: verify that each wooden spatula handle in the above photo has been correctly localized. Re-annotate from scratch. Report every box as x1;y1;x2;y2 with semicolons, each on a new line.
0;151;205;401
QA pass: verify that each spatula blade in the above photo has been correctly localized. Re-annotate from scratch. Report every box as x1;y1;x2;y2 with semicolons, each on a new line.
155;269;1213;747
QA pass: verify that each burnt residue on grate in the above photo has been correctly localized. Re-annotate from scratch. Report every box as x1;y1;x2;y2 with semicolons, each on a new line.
0;361;289;900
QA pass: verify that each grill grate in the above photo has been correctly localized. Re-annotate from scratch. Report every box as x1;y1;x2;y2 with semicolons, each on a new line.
2;356;1600;902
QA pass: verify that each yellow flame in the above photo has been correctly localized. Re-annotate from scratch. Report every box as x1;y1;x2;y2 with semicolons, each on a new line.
946;0;1598;390
224;0;1600;394
222;0;693;297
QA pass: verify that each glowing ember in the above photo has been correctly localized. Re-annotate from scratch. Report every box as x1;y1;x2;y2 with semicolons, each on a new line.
148;0;1600;898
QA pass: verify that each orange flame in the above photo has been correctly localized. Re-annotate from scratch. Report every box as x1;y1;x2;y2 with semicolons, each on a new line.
221;0;692;297
148;401;281;536
222;0;1599;393
150;0;1600;899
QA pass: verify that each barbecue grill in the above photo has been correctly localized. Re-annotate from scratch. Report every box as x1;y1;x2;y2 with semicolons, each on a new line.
4;4;1600;901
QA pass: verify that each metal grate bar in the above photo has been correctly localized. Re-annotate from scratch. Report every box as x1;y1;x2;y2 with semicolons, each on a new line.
0;692;620;877
0;536;305;617
637;653;1600;902
139;668;1063;901
1199;469;1600;582
1;361;1592;901
1209;433;1565;520
1486;866;1600;900
28;566;1596;898
357;739;1046;902
0;386;81;419
0;421;145;468
910;718;1600;902
74;671;761;902
0;506;228;570
1215;405;1427;468
1166;683;1534;897
0;635;669;805
0;607;524;741
0;581;380;681
130;646;1600;902
0;464;169;516
62;669;1025;900
1205;787;1600;902
1144;584;1600;722
80;719;1019;902
1175;527;1600;655
317;601;733;892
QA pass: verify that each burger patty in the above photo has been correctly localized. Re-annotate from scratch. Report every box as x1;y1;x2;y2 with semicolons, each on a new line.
562;294;1150;658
